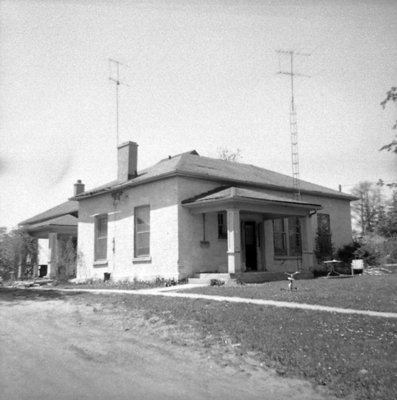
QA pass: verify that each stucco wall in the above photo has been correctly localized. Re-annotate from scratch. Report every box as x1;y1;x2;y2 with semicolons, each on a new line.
76;178;179;282
301;193;353;251
176;177;228;277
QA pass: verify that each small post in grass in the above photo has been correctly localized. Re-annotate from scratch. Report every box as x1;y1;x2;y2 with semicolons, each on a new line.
285;271;300;291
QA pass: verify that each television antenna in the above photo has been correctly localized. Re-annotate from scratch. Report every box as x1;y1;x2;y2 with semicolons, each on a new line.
277;50;310;200
108;58;129;147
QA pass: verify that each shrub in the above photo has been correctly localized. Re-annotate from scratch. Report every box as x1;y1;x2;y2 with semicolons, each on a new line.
356;234;397;266
336;242;361;265
311;264;328;278
57;238;77;279
383;236;397;264
210;279;225;286
314;228;335;263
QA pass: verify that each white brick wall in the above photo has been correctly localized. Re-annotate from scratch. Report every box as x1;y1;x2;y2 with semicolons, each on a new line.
76;178;179;282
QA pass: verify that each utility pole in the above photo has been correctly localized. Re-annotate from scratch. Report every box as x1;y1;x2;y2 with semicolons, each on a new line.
277;50;310;200
108;58;129;147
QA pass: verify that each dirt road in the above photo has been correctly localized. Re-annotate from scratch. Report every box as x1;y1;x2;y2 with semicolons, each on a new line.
0;290;335;400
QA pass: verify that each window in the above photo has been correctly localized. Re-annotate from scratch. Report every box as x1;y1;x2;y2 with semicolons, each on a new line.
317;213;331;234
273;217;301;257
217;212;227;239
95;214;108;261
273;218;287;255
287;217;301;256
134;206;150;257
315;213;333;261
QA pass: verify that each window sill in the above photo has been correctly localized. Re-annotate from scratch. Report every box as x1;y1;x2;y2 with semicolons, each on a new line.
132;256;152;264
93;260;108;267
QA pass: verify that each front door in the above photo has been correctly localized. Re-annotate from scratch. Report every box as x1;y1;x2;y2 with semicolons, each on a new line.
244;222;257;271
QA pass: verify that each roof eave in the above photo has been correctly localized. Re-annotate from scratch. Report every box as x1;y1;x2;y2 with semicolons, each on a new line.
71;169;356;202
183;196;322;211
71;171;179;201
19;214;76;227
174;171;356;201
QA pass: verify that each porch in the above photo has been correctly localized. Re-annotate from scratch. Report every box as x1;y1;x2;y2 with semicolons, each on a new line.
21;215;78;279
182;186;322;278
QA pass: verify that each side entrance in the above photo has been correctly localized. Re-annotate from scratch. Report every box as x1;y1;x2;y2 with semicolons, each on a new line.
243;221;257;271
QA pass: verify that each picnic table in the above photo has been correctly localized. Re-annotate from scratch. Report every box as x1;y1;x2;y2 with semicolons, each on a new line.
323;259;342;277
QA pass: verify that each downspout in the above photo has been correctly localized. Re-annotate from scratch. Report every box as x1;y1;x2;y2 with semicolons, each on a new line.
111;190;123;279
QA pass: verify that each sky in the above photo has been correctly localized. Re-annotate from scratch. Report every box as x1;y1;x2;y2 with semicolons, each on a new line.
0;0;396;230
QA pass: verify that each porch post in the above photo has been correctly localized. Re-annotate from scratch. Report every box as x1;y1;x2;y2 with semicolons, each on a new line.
47;233;58;278
226;208;241;274
263;220;274;270
17;252;23;280
300;216;314;270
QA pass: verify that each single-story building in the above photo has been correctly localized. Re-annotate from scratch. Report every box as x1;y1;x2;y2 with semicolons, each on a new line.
19;181;84;279
71;141;355;283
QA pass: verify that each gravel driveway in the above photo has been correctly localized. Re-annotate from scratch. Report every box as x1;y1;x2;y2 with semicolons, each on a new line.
0;289;335;400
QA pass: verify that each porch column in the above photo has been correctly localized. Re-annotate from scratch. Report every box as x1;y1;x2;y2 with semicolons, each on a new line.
300;216;314;270
263;220;274;270
17;253;23;279
227;208;241;274
47;233;58;278
33;262;39;279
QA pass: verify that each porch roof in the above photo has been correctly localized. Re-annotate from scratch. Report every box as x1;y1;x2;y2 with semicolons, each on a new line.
19;200;78;226
182;186;322;213
23;214;78;237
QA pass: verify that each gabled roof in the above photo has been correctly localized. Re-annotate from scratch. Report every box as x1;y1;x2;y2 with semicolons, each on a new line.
72;151;356;201
182;186;322;209
19;200;78;226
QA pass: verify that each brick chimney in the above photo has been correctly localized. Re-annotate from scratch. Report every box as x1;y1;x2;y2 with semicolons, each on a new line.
118;141;138;182
74;180;85;196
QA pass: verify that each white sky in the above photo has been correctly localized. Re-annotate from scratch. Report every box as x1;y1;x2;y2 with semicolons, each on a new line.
0;0;396;229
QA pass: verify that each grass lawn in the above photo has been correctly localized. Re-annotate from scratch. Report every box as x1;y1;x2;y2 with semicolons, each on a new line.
2;286;396;399
182;274;397;313
105;292;397;400
57;277;182;290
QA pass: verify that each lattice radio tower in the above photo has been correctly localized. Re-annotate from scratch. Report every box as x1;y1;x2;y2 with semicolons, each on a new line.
277;50;310;200
108;58;129;147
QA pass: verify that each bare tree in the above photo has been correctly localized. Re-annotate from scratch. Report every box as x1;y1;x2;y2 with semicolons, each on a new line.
351;182;384;236
217;147;242;162
0;229;38;280
380;87;397;153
